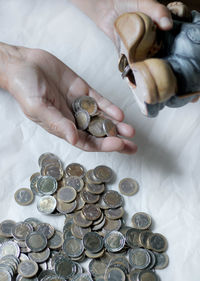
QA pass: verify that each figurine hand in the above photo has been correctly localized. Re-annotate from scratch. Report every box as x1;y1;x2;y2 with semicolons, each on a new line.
4;46;137;154
71;0;173;43
167;2;191;19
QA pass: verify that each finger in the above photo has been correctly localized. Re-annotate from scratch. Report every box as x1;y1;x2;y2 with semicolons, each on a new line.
35;104;78;145
119;139;138;154
115;121;135;138
138;0;173;30
89;89;124;122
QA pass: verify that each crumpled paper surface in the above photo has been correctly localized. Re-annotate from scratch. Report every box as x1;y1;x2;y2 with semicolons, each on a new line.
0;0;200;280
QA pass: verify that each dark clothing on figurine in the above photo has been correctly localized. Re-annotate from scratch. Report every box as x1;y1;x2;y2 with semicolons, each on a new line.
147;11;200;117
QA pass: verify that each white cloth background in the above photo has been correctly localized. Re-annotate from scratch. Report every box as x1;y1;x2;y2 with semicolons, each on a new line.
0;0;200;280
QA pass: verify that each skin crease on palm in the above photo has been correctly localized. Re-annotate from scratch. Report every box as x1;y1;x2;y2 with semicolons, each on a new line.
0;0;173;154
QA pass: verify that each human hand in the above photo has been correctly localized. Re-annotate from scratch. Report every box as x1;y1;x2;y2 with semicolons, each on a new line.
71;0;173;43
2;45;137;153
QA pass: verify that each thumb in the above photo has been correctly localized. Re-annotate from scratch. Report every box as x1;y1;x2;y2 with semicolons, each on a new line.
138;0;173;30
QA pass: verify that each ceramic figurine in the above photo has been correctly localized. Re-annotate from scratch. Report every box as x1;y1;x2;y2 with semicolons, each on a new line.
115;2;200;117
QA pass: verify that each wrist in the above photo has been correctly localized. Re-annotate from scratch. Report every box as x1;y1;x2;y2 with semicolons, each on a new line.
0;42;28;91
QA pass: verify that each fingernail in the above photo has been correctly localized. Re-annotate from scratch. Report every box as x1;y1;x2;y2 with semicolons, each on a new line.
160;17;173;29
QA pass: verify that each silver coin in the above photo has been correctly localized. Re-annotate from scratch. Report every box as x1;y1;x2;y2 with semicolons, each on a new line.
14;188;34;206
30;175;42;196
147;233;168;252
64;176;84;192
19;253;29;262
131;213;152;230
93;166;114;183
85;170;102;185
146;250;156;270
71;223;91;240
38;153;59;167
105;207;124;220
24;218;41;229
47;231;63;250
73;273;93;281
89;259;107;278
77;96;98;116
26;231;47;252
37;176;57;195
154;252;169;269
103;191;123;208
28;247;50;263
57;186;77;203
119;178;139;196
86;182;105;195
92;217;106;231
83;232;103;253
75;110;90;130
104;231;125;252
105;267;126;281
138;270;159;281
139;230;152;248
88;117;106;137
129;269;141;281
82;204;101;221
18;260;38;278
102;218;122;233
125;228;141;248
128;248;151;269
12;222;33;241
56;200;77;215
0;270;11;281
0;220;16;238
65;163;85;178
37;196;57;214
80;189;100;204
42;164;63;181
36;223;54;239
63;237;84;258
54;255;76;279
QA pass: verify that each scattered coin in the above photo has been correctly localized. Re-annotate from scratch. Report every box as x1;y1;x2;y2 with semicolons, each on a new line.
139;230;152;248
64;176;84;192
105;207;124;220
37;176;57;195
48;230;63;250
105;267;126;281
14;188;34;206
56;200;77;214
12;222;33;241
94;166;114;183
28;248;50;264
0;220;16;238
65;163;85;178
83;232;103;253
75;110;90;130
128;248;151;269
103;191;123;208
102;218;122;233
73;211;93;228
147;233;168;253
25;232;47;253
36;223;54;240
37;196;57;215
63;237;84;258
87;117;106;137
71;224;91;240
85;170;102;185
138;270;159;281
57;186;77;203
119;178;139;196
81;190;100;204
131;213;152;230
0;241;20;258
75;96;98;116
104;231;125;253
86;182;105;195
126;228;141;248
154;252;169;270
82;204;101;221
54;255;76;279
18;260;38;278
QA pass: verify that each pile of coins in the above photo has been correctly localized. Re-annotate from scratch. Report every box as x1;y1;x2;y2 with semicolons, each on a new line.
10;152;169;280
72;96;117;137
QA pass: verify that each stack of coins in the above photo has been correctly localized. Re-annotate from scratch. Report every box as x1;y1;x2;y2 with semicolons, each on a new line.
11;153;169;280
72;96;117;137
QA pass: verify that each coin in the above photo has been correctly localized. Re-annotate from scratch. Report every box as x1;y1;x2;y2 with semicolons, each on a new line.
24;218;41;229
0;271;11;281
30;175;42;196
64;176;84;192
63;237;84;258
93;166;113;183
54;255;76;279
80;190;100;204
18;260;38;278
28;248;50;263
85;170;102;185
131;213;152;230
37;196;57;214
42;164;63;181
125;228;141;248
146;250;156;270
104;231;125;253
102;218;121;233
73;212;93;228
105;207;124;220
154;252;169;269
93;212;104;225
128;248;151;269
82;204;101;221
103;191;123;208
89;259;107;278
26;231;47;252
85;248;105;259
103;119;117;137
73;273;93;281
119;178;139;196
86;182;105;195
138;270;159;281
139;231;152;248
118;54;128;73
65;163;85;178
0;241;20;258
36;223;54;239
12;222;33;241
38;153;59;167
56;200;77;214
48;231;63;250
77;96;98;116
14;188;34;206
57;186;77;203
129;269;141;281
147;233;168;252
88;116;107;137
83;232;103;253
75;110;90;130
92;217;106;231
71;223;91;240
105;267;126;281
0;220;16;238
37;176;57;195
75;194;85;211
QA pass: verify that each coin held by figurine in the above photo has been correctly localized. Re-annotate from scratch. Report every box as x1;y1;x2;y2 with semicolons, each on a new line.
72;96;117;137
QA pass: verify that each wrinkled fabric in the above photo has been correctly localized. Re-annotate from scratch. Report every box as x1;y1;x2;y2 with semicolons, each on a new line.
0;1;200;280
